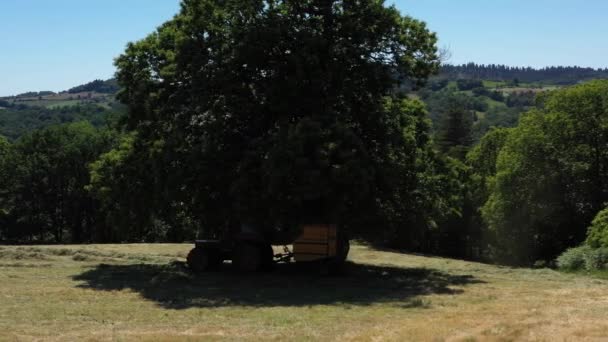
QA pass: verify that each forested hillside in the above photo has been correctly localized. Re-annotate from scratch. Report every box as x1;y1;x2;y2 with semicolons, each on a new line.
0;81;123;140
67;79;119;94
441;63;608;84
0;103;122;140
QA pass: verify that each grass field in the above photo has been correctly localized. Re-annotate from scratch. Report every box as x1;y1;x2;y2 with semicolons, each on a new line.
1;243;607;341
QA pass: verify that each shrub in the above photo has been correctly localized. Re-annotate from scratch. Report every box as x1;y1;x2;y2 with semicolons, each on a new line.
556;245;608;271
556;245;592;270
583;248;608;271
586;207;608;248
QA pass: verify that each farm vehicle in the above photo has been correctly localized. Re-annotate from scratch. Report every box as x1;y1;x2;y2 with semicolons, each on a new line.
187;224;350;273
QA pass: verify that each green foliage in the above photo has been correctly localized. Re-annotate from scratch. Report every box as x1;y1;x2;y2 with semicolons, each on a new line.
583;248;608;271
456;79;483;91
0;104;121;140
442;63;608;85
14;91;56;98
421;89;486;127
0;136;13;232
428;78;449;91
1;122;117;242
419;75;529;144
483;80;608;264
113;0;440;241
0;135;11;182
466;128;511;253
586;207;608;248
435;93;475;159
506;91;535;108
467;128;511;179
471;106;520;141
87;133;193;242
68;79;119;94
556;245;608;271
472;87;504;102
556;245;592;270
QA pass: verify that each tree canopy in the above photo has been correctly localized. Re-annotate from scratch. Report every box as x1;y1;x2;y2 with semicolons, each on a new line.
482;80;608;263
113;0;440;239
0;123;116;242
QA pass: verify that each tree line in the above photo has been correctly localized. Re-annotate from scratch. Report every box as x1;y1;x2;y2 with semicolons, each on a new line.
1;0;607;268
0;103;121;141
442;63;608;85
67;79;119;94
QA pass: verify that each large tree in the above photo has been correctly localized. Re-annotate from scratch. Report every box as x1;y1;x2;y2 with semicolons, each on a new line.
113;0;439;240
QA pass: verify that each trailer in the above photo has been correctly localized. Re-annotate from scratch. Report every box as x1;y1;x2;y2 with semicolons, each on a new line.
187;224;350;273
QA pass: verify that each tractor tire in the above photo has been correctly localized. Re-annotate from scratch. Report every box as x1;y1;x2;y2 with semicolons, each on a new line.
207;249;224;271
187;247;209;273
321;233;350;275
260;244;275;271
233;243;263;272
335;233;350;263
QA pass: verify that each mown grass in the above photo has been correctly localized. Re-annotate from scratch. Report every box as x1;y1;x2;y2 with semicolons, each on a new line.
562;269;608;280
1;244;607;341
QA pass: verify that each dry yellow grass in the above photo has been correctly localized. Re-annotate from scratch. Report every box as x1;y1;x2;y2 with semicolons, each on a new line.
0;243;607;341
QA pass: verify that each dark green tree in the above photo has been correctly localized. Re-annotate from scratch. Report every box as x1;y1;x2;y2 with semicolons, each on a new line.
113;0;440;240
437;95;474;159
465;127;511;259
0;136;14;240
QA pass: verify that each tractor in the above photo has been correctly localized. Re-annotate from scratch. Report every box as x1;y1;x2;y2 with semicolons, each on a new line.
186;223;350;273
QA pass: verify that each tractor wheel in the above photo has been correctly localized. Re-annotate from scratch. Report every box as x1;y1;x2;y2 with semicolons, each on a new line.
233;243;262;272
187;247;209;273
335;233;350;263
206;248;224;271
321;233;350;275
260;244;274;271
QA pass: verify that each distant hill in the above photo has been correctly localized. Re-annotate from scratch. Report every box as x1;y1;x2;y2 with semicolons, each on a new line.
2;65;608;141
14;91;57;97
0;104;120;140
440;63;608;85
0;78;123;140
68;79;119;94
1;78;119;110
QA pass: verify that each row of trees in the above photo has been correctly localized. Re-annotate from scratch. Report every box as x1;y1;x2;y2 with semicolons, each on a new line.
441;63;608;85
68;79;119;94
0;123;116;242
5;80;604;265
0;103;121;141
479;81;608;263
0;122;198;243
411;78;608;264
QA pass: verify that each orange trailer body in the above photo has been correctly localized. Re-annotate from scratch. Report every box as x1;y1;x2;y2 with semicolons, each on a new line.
293;224;338;262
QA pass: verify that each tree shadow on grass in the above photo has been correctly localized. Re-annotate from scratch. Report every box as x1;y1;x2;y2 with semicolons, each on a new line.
73;261;484;309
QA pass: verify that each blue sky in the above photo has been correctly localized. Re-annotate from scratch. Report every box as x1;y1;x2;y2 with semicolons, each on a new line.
1;0;607;96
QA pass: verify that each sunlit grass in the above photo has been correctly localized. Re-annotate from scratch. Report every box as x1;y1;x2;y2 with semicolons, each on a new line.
1;243;607;341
